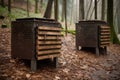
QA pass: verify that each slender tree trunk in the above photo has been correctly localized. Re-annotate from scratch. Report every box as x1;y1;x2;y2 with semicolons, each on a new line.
61;0;65;22
101;0;105;20
54;0;58;21
27;0;29;17
40;0;43;12
70;0;74;24
1;0;5;7
79;0;84;20
64;0;67;36
95;0;97;19
86;0;92;20
43;0;54;18
35;0;39;13
107;0;120;44
8;0;11;13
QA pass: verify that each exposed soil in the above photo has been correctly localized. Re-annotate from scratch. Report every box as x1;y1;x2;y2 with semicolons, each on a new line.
0;28;120;80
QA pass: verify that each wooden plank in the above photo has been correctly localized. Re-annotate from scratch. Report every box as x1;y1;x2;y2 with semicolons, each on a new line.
37;36;61;40
100;38;110;41
37;41;61;45
100;42;110;45
100;30;110;33
100;36;110;39
38;26;61;31
100;33;110;35
37;54;60;60
37;45;61;50
38;31;61;36
37;49;60;55
100;26;110;29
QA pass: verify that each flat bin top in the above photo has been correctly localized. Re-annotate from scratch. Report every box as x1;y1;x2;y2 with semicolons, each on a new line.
78;20;107;25
16;18;56;22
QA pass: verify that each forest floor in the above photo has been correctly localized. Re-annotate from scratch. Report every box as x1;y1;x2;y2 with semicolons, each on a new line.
0;28;120;80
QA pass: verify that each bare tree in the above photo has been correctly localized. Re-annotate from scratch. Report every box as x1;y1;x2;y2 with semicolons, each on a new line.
107;0;120;44
101;0;105;20
54;0;58;21
8;0;11;13
27;0;29;17
44;0;54;18
95;0;97;19
79;0;84;20
35;0;39;13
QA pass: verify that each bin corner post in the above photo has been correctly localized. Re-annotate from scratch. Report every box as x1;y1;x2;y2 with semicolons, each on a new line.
96;47;100;56
31;58;37;72
53;57;58;68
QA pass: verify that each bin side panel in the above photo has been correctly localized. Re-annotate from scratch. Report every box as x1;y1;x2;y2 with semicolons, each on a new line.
11;21;35;60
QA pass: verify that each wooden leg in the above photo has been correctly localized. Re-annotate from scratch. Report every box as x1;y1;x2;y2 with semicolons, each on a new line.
53;57;58;68
76;46;79;50
31;58;37;72
104;47;107;55
96;47;100;56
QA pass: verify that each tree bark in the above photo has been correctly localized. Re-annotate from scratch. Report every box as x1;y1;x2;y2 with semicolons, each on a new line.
61;0;65;22
64;0;67;36
95;0;97;19
8;0;11;13
79;0;84;20
101;0;105;20
54;0;58;21
43;0;54;18
35;0;39;13
107;0;120;44
0;0;5;7
27;0;29;17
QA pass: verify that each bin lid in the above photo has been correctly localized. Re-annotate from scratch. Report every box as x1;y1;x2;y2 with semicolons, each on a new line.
16;18;56;22
79;20;107;24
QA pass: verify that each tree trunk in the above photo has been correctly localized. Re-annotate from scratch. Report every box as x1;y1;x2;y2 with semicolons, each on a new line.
95;0;97;19
79;0;84;20
70;0;74;24
27;0;29;17
61;0;65;22
35;0;39;13
43;0;54;18
107;0;120;44
101;0;105;20
86;0;92;20
8;0;11;13
54;0;58;21
64;0;67;36
0;0;5;7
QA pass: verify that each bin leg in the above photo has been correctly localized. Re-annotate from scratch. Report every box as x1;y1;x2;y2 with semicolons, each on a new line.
104;47;107;55
53;57;58;68
96;47;100;56
31;58;37;72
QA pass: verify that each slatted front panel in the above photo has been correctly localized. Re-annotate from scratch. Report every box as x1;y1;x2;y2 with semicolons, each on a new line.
36;26;61;60
100;26;110;47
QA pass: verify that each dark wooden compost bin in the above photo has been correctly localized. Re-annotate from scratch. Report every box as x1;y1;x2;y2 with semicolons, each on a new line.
76;20;110;56
11;18;62;71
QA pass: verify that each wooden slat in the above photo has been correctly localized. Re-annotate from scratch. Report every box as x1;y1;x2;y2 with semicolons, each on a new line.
37;49;60;55
37;45;61;50
100;42;110;45
37;41;61;45
100;33;110;35
37;36;61;40
100;36;110;39
100;39;110;41
38;26;61;31
38;31;61;36
100;45;108;47
37;54;60;60
100;30;110;33
100;26;110;29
